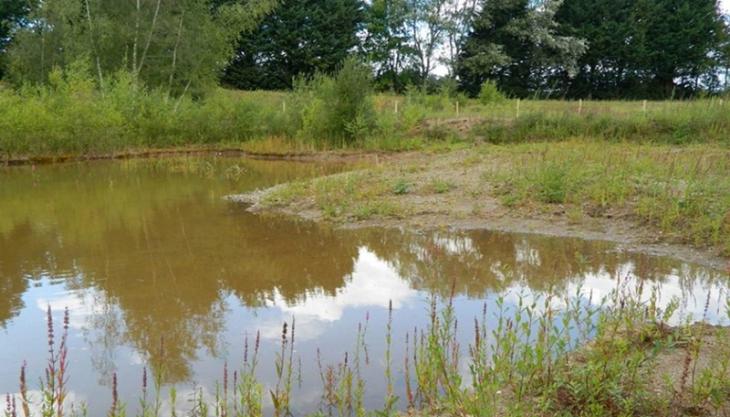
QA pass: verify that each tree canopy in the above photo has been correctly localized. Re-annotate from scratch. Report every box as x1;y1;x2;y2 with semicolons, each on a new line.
0;0;728;98
456;0;586;97
5;0;275;94
556;0;728;98
0;0;31;77
221;0;365;90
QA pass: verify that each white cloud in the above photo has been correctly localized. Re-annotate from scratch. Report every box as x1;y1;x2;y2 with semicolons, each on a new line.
35;288;102;330
259;247;418;341
4;390;84;416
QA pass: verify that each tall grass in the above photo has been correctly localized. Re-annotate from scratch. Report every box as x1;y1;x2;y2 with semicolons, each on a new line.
1;62;730;160
0;64;297;160
490;142;730;255
472;99;730;145
7;283;730;417
0;63;426;160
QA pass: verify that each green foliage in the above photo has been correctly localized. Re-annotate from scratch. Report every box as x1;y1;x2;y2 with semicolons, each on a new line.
364;0;412;92
533;162;569;204
0;63;287;158
429;179;455;193
0;0;30;77
392;178;411;195
473;101;730;145
555;0;727;98
478;80;506;104
222;0;364;90
5;0;275;94
297;58;376;145
458;0;586;97
493;142;730;254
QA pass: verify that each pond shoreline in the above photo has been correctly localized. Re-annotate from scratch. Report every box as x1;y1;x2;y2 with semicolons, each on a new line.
1;146;411;167
230;187;729;271
228;146;730;271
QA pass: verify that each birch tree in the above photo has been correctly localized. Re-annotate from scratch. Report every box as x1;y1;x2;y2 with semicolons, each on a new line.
6;0;275;94
404;0;449;82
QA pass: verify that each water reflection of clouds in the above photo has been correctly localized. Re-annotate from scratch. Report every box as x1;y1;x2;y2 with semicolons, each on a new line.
5;391;84;416
489;261;729;325
259;247;418;340
570;267;729;324
34;285;102;330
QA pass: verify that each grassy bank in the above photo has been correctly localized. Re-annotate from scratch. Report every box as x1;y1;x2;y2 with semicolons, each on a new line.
472;99;730;145
8;287;730;417
246;142;730;258
1;65;730;161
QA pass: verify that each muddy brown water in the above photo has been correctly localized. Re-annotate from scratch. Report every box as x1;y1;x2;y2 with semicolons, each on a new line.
0;157;728;416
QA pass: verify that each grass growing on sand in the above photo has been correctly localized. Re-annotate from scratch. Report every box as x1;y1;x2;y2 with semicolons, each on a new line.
253;141;730;257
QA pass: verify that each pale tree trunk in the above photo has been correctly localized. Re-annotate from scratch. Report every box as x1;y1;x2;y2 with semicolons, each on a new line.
136;0;162;78
168;11;185;91
133;0;140;77
174;80;191;112
84;0;105;90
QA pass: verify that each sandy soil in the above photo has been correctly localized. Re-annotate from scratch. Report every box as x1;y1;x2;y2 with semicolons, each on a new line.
228;149;730;271
648;325;730;417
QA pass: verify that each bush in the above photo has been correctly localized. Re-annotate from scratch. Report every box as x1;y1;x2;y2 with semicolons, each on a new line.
478;80;506;104
297;57;376;145
0;61;290;158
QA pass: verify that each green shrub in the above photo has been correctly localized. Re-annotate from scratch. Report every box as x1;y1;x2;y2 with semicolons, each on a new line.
478;80;506;104
297;57;375;145
535;163;569;203
392;178;411;195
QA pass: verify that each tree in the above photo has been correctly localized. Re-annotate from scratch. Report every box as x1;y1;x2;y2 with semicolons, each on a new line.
555;0;637;97
441;0;479;77
457;0;586;97
5;0;274;94
556;0;727;98
0;0;32;78
404;0;449;83
631;0;725;97
363;0;413;91
221;0;364;90
722;14;730;92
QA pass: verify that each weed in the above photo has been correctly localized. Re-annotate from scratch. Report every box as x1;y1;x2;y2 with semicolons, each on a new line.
9;286;730;417
392;179;411;195
429;179;455;194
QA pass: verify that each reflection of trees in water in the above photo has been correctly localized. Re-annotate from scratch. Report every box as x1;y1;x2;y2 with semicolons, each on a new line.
356;228;727;298
0;158;347;382
72;203;358;383
0;221;74;326
0;223;33;326
2;159;728;385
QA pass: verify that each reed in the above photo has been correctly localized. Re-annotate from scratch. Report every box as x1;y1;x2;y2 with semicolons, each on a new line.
7;285;730;417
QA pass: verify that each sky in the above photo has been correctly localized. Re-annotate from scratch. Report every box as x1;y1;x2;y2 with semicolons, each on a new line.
723;0;730;12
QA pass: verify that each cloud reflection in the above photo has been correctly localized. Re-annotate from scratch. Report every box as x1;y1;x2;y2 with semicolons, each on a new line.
260;247;418;340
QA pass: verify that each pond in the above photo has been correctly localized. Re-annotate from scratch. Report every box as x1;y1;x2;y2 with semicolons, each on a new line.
0;157;728;416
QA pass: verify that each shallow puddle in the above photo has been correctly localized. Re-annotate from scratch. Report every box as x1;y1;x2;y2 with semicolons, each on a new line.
1;158;728;415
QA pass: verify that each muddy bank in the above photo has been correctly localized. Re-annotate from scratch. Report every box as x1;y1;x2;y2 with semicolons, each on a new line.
228;147;730;271
2;146;415;167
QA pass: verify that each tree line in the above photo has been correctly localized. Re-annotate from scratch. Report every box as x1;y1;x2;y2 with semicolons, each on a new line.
1;0;729;98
